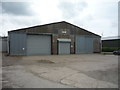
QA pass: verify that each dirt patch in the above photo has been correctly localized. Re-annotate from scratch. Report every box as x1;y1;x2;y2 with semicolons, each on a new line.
37;60;55;64
2;54;23;67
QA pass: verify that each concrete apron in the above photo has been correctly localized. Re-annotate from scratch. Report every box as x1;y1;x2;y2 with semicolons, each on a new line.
0;53;2;89
26;65;118;88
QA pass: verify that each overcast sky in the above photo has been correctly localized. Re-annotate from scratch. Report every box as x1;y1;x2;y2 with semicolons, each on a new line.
0;0;119;37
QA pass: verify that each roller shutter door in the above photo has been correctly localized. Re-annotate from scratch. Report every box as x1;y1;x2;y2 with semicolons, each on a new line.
58;42;70;54
27;35;51;55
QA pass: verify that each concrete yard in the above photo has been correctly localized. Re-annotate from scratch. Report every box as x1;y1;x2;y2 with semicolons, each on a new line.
2;53;118;88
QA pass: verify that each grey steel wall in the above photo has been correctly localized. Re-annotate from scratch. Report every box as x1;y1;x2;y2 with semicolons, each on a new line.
85;36;93;53
2;38;7;52
0;38;2;52
76;35;86;53
0;37;7;52
76;35;93;53
9;32;26;55
26;34;51;55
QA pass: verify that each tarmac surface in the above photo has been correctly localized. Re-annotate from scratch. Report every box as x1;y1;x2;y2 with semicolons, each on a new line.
1;53;118;88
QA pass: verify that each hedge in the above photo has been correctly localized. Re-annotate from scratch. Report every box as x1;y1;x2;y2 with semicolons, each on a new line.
102;47;120;52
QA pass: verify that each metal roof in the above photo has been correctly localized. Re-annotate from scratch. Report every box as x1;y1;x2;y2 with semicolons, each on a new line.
102;36;120;40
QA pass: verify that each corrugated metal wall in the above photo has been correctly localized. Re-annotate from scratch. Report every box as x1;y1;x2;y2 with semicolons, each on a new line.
76;35;86;53
0;38;7;52
9;33;26;55
76;35;93;54
85;36;93;53
2;38;7;52
0;38;2;52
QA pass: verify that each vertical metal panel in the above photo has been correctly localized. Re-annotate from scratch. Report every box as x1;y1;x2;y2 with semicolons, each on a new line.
0;38;7;52
85;36;93;53
0;38;2;52
2;39;7;52
27;35;51;55
9;33;26;55
58;42;70;54
76;35;93;53
76;35;86;53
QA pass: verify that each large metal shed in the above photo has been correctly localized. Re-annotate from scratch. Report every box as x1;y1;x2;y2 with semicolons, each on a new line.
8;21;101;55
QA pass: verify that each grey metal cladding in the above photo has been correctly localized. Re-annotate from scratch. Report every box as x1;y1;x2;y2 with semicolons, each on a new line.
76;35;86;53
27;35;51;55
9;33;26;55
58;42;70;54
76;35;93;53
85;36;93;53
2;39;7;52
0;39;1;52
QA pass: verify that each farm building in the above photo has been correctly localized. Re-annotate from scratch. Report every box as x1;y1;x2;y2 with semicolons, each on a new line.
8;21;101;55
0;37;8;52
102;36;120;51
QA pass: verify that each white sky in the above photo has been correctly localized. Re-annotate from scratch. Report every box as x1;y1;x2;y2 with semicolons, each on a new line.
0;0;119;37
